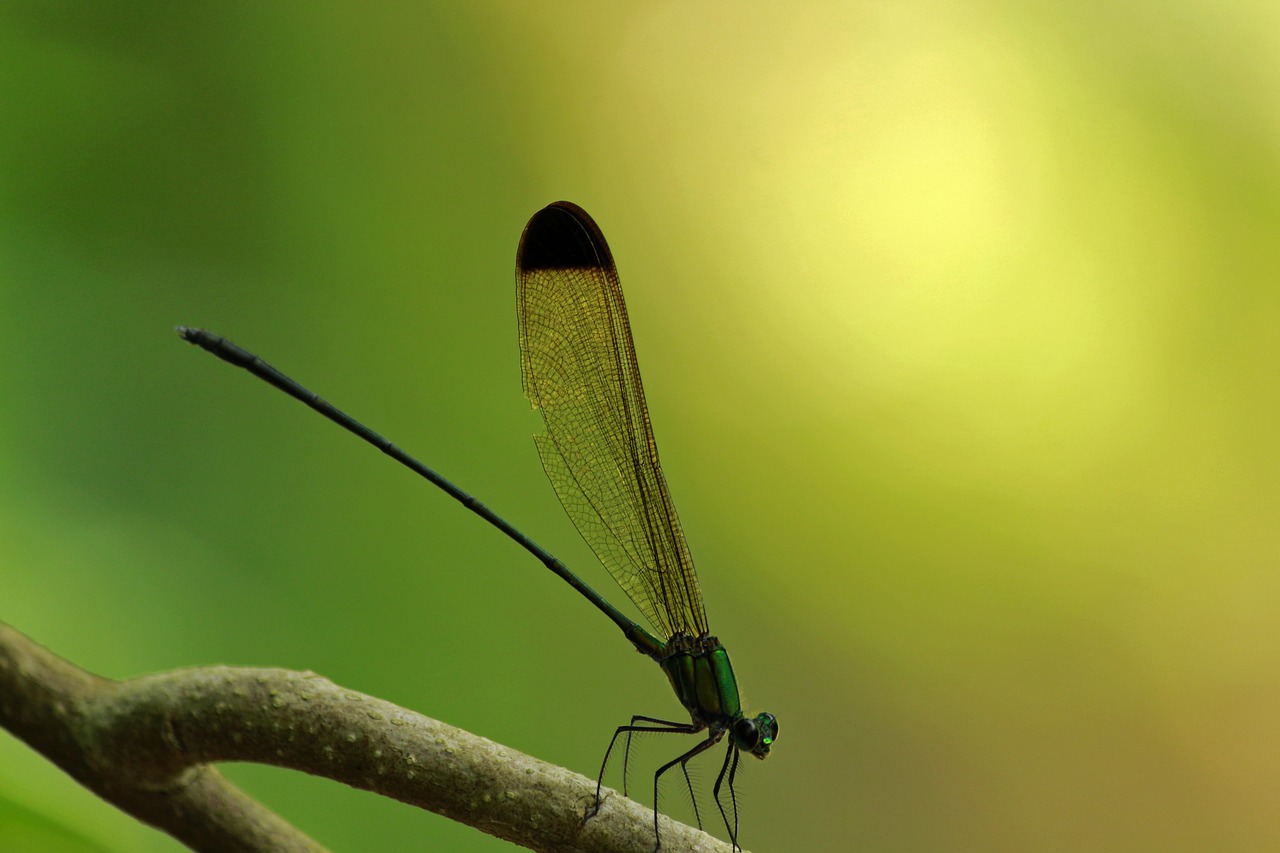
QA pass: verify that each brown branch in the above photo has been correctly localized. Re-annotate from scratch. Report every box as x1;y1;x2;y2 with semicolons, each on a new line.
0;621;739;852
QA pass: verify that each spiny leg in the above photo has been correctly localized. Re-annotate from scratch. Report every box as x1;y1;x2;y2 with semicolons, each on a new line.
651;733;724;852
712;744;743;851
679;759;703;832
728;747;741;846
623;726;641;797
589;716;699;821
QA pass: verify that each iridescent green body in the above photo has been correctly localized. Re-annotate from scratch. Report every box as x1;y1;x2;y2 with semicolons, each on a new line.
659;633;741;725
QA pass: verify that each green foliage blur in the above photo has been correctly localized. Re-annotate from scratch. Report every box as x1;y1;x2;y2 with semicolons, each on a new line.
2;3;1277;851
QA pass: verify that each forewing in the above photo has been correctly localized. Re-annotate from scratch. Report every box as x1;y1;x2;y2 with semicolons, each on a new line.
516;201;707;639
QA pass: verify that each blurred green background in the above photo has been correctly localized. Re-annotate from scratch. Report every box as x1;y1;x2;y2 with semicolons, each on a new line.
2;2;1278;851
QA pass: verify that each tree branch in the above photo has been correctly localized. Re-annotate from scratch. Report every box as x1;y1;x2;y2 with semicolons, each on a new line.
0;621;738;852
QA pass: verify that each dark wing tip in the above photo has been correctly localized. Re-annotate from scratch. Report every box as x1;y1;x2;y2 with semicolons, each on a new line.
516;201;614;272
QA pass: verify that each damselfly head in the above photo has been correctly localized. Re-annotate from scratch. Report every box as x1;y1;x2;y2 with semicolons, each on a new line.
732;712;779;759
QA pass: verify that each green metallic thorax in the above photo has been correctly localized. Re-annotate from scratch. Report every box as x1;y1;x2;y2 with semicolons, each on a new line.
655;633;742;729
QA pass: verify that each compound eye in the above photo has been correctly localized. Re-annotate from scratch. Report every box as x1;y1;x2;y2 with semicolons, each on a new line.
760;712;778;744
732;716;759;749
